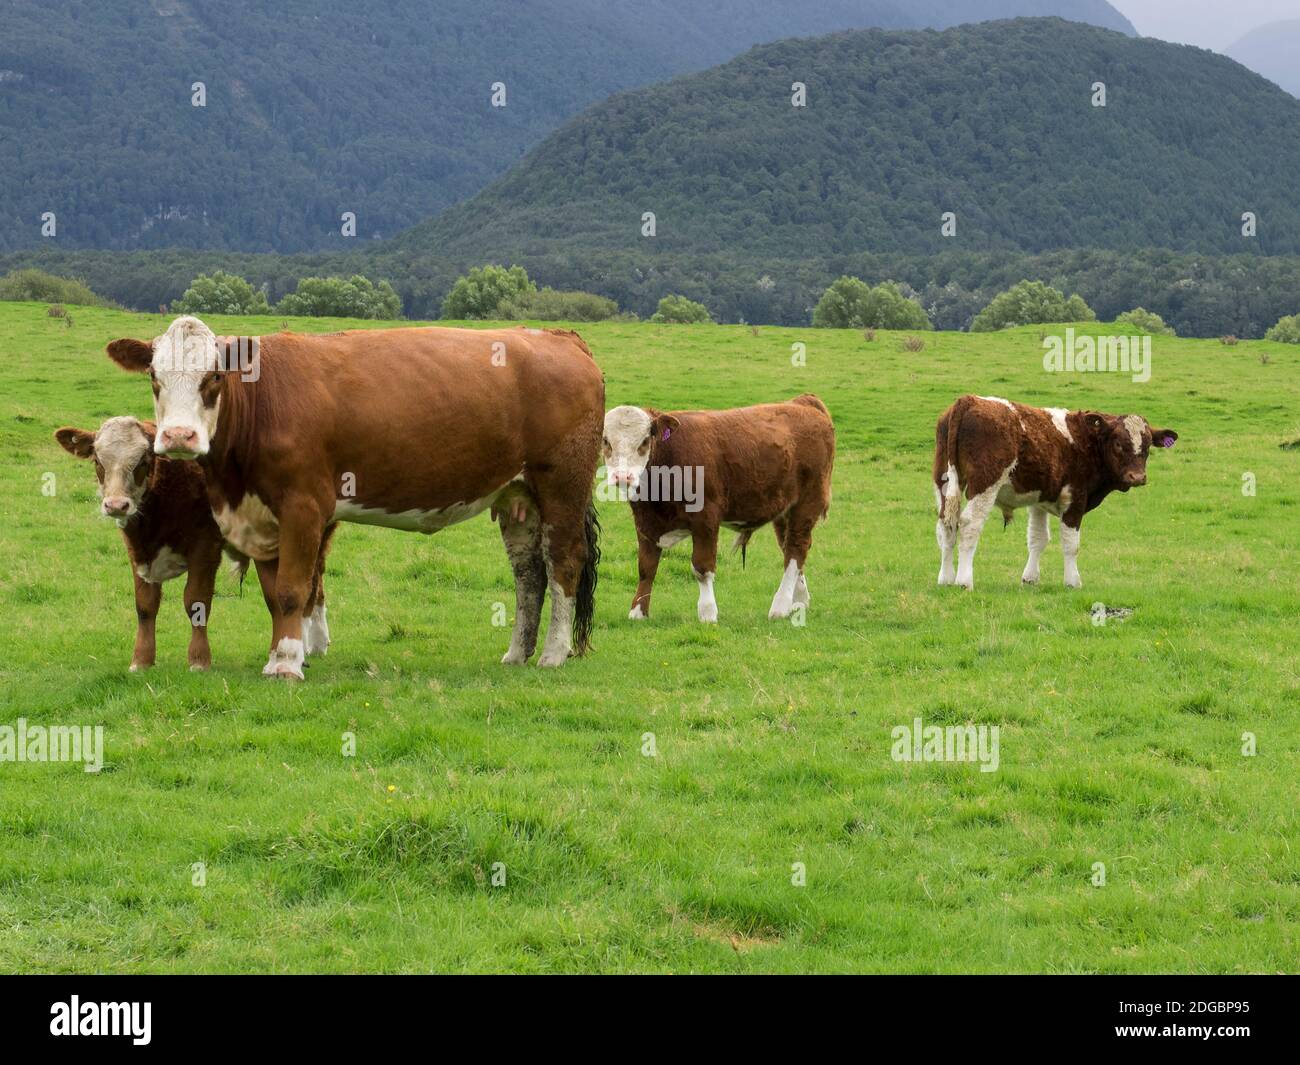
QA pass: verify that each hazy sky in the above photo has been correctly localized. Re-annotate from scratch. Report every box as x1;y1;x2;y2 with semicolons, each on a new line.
1113;0;1299;49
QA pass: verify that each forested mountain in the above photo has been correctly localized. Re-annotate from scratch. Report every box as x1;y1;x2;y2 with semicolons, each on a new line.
1225;21;1300;98
396;18;1300;261
0;0;1134;252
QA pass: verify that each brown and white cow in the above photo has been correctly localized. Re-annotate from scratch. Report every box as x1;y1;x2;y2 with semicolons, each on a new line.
105;316;603;678
55;416;335;671
603;395;834;622
933;395;1177;589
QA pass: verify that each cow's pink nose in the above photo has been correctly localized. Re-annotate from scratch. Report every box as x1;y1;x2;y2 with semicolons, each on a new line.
103;496;131;516
161;427;198;452
1125;472;1147;487
611;471;635;485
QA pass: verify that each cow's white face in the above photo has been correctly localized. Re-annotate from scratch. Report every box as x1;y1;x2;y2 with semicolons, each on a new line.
55;417;153;519
148;316;223;458
603;406;655;488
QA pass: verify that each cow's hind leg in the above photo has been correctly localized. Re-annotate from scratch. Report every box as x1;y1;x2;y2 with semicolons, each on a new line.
1022;506;1050;585
773;515;810;608
769;500;820;620
303;524;337;657
532;469;598;668
955;479;1003;590
692;525;719;623
496;485;546;664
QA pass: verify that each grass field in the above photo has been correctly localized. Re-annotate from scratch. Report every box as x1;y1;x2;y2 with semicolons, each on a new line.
1;301;1297;973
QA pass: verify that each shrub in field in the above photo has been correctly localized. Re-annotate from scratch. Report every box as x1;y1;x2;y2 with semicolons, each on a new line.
441;265;535;319
277;275;402;319
970;280;1096;332
1264;314;1300;343
650;294;712;323
813;277;931;330
1220;335;1240;346
1115;307;1176;336
497;287;619;322
0;269;110;307
173;271;270;316
901;335;926;352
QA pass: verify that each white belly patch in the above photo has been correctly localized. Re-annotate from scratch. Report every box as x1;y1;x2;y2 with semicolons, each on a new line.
333;477;519;534
136;546;188;584
214;493;281;561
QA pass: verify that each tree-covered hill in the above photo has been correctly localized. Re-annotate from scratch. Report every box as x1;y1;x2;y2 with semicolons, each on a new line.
395;18;1300;260
0;0;1134;252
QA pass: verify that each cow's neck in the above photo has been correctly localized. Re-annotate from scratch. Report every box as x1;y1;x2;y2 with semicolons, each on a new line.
205;367;260;509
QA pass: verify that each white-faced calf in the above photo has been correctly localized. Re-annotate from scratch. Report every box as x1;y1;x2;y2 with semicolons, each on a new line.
603;395;835;622
56;417;335;671
932;395;1177;589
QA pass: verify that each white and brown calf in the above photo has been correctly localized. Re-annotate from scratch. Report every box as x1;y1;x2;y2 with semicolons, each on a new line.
603;395;834;623
56;417;334;672
932;395;1177;589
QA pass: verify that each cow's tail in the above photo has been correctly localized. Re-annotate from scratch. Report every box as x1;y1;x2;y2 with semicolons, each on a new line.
731;528;755;568
938;399;967;536
572;500;600;656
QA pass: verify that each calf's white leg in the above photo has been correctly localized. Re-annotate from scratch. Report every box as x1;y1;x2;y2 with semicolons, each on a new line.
936;519;957;585
1022;507;1050;585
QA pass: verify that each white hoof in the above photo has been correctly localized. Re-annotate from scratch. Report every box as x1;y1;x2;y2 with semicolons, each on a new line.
501;646;529;665
698;602;718;624
263;638;305;680
628;604;646;620
768;598;793;620
937;570;956;586
537;649;568;668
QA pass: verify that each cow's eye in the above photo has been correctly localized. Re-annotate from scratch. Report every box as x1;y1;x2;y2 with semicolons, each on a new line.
601;437;610;449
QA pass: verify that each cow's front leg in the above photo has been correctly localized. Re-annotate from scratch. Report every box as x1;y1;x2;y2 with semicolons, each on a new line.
629;535;661;619
1021;506;1050;585
130;570;162;672
264;495;326;680
691;526;719;623
183;552;218;671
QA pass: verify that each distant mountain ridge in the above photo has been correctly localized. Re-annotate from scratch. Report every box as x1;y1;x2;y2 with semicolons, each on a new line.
0;0;1134;252
1225;20;1300;98
395;18;1300;259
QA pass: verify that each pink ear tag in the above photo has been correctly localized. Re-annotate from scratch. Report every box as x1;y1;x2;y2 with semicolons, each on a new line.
661;428;671;441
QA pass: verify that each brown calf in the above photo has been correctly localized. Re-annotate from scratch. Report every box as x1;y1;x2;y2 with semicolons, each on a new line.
933;395;1177;589
106;317;603;678
603;395;834;622
55;416;334;671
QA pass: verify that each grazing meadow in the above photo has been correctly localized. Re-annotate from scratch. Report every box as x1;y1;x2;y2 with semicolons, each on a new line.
0;302;1296;972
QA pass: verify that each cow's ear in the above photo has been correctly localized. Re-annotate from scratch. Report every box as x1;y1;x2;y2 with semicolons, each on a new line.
54;426;96;459
106;338;153;373
136;419;158;447
1150;428;1178;449
649;411;680;442
1083;412;1109;437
